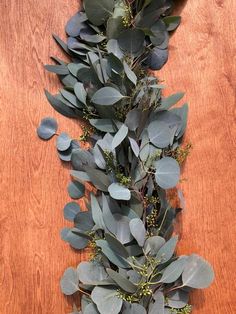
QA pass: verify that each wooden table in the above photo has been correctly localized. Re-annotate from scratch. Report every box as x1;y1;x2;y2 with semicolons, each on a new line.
0;0;235;313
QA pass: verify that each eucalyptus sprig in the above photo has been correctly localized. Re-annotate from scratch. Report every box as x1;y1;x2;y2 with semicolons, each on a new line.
37;1;214;313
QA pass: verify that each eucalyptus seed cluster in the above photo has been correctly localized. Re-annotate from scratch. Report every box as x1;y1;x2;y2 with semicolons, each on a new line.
170;305;192;314
122;5;133;27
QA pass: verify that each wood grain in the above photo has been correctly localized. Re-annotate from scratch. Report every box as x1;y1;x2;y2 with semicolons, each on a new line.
0;0;235;313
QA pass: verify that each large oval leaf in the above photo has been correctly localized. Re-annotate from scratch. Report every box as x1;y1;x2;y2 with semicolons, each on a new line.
129;218;146;247
84;0;115;26
148;120;172;148
91;287;123;314
154;157;180;189
118;29;145;56
182;254;214;289
77;261;109;285
60;267;79;295
108;183;131;201
37;117;58;140
91;87;125;106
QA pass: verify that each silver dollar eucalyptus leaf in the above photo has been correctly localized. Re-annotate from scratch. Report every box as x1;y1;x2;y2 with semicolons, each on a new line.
37;117;58;140
91;287;123;314
60;267;79;295
154;157;180;189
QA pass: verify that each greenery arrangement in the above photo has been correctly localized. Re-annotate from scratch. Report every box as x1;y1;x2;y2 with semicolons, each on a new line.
37;1;214;313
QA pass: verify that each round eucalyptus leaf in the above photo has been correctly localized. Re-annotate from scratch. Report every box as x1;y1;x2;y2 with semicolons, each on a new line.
65;12;87;37
84;0;115;26
148;120;172;148
146;47;168;70
37;117;58;140
91;287;123;314
60;267;79;295
167;290;189;309
108;183;131;201
56;132;72;151
123;302;147;314
84;303;99;314
80;28;106;43
77;261;109;285
67;181;85;199
154;157;180;189
63;202;81;222
74;211;94;232
149;291;164;314
182;254;214;289
61;228;89;250
150;20;167;46
118;29;145;56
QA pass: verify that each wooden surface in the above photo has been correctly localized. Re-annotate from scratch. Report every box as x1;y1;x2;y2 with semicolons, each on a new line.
0;0;235;313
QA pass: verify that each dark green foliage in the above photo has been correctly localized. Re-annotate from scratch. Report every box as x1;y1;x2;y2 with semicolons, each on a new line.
37;1;214;313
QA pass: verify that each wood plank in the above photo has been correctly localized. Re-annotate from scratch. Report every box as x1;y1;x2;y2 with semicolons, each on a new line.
0;0;235;313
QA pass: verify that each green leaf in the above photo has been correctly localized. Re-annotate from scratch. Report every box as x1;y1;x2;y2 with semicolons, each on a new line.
107;16;125;39
158;92;185;111
37;117;58;140
91;287;123;314
67;181;85;199
129;137;140;157
84;303;100;314
63;202;81;222
74;82;87;105
45;90;77;118
84;166;110;192
60;267;79;295
160;256;188;283
149;291;164;314
96;239;129;268
77;261;109;285
91;193;105;229
123;303;147;314
148;120;172;148
167;290;189;309
70;170;90;183
125;109;141;131
154;157;180;189
123;61;137;85
156;236;178;263
84;0;115;26
106;268;137;293
112;124;128;149
108;183;131;201
91;87;125;105
182;254;214;289
45;64;69;75
105;233;129;258
107;39;124;59
56;132;71;151
61;228;89;250
144;236;165;255
118;29;145;56
129;218;146;247
89;119;116;133
163;16;181;32
74;211;94;232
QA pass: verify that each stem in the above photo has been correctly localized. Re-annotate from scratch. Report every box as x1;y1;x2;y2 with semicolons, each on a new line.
157;205;171;235
78;288;91;298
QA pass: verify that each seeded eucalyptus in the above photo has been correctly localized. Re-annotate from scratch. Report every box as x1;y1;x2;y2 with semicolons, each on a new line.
37;1;214;313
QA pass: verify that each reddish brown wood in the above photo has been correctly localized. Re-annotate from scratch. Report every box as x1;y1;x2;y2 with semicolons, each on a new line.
0;0;235;313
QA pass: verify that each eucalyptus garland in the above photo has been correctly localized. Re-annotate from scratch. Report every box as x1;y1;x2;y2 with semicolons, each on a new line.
37;1;214;313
